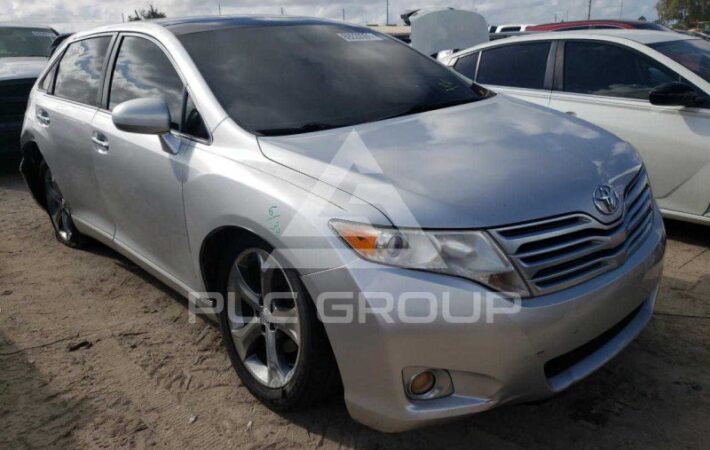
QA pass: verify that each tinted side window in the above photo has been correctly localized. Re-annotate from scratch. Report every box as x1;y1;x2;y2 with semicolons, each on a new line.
183;95;209;140
454;52;480;80
477;43;551;89
109;36;183;129
54;37;111;105
563;42;680;100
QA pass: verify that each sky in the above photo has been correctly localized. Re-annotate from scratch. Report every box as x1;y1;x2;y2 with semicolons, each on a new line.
1;0;661;33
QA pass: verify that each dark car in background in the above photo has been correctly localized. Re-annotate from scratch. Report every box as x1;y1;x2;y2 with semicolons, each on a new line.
1;24;57;154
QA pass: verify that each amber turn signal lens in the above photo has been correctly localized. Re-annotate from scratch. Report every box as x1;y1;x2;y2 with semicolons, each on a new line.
331;221;380;256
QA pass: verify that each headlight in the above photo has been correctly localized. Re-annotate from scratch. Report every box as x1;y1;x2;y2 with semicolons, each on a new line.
330;220;530;297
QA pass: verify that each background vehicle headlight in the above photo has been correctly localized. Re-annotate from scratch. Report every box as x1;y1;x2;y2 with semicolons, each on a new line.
330;220;530;297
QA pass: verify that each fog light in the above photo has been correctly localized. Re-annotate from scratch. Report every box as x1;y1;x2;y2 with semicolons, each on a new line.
403;368;454;400
408;371;436;396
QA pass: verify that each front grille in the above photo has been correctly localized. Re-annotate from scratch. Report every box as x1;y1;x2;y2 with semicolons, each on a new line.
491;168;654;295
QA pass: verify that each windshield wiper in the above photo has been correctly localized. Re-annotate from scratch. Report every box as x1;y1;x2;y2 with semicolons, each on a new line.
256;95;488;136
256;122;341;137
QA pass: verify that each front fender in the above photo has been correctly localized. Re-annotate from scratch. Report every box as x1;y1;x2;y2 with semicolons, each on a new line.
183;148;390;291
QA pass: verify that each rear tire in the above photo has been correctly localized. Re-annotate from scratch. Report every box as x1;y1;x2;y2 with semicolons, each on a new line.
217;235;341;410
40;161;86;248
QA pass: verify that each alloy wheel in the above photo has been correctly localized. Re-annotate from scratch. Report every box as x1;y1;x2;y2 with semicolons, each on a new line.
226;248;301;388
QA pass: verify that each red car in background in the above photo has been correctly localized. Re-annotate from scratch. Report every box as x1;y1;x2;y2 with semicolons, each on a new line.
528;20;670;32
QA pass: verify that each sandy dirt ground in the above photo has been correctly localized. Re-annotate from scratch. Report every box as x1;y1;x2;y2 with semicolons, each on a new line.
1;155;708;449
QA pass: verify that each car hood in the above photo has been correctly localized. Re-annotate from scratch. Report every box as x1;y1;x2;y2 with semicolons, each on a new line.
258;95;643;229
0;57;47;82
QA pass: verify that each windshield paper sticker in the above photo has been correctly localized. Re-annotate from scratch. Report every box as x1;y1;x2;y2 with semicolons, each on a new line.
338;33;383;42
32;31;55;37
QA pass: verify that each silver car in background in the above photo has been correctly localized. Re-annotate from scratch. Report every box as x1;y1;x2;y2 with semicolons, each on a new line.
21;17;665;432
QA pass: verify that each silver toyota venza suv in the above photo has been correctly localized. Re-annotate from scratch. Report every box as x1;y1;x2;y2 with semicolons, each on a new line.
20;17;666;432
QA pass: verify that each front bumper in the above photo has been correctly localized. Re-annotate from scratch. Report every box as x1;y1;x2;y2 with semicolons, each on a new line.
302;210;665;432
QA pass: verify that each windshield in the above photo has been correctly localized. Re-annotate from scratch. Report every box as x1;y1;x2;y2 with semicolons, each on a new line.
650;39;710;83
179;24;487;136
0;27;56;58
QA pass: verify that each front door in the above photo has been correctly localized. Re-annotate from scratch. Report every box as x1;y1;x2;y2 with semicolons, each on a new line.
91;34;196;286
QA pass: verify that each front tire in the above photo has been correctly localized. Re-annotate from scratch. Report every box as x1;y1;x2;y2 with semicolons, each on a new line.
40;161;86;248
217;236;340;410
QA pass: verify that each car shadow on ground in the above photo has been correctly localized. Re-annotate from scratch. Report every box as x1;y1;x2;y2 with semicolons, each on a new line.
664;218;710;248
78;239;214;330
0;332;89;448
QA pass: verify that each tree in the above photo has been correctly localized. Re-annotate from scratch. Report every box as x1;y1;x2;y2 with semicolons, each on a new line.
656;0;709;29
128;3;167;21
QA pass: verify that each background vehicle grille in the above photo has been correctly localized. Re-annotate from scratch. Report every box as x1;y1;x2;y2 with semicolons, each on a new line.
491;168;654;295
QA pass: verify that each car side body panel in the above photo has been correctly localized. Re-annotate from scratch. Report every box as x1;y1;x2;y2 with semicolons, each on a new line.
181;121;391;291
91;110;196;286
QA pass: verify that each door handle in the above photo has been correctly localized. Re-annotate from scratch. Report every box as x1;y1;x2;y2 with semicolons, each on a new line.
91;132;109;153
36;108;50;126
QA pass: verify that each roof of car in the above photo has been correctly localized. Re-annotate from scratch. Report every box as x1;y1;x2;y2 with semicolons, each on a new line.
153;15;346;35
557;29;694;44
474;29;695;48
63;15;357;43
531;19;661;28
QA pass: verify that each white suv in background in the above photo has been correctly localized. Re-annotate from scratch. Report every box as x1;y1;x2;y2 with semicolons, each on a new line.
446;30;710;225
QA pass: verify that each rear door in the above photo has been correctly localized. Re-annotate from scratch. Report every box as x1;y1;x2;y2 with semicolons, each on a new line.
32;35;115;236
452;41;554;107
91;34;210;286
548;40;710;217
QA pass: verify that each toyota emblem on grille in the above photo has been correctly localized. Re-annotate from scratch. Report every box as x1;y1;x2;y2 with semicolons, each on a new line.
593;184;620;215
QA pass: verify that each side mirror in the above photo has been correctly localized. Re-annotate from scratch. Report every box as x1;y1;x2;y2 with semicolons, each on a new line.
112;97;171;134
649;82;701;107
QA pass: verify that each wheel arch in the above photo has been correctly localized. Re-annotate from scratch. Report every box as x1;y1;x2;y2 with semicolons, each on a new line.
198;225;272;293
